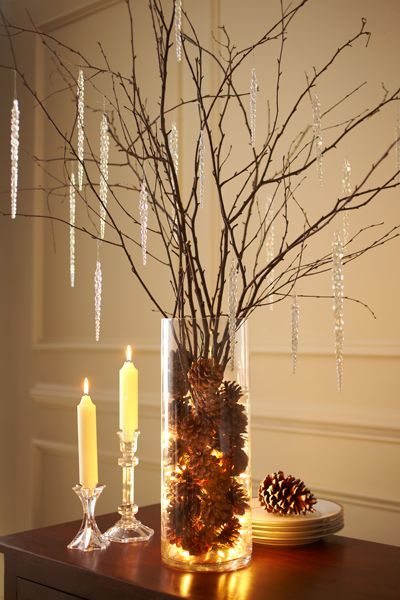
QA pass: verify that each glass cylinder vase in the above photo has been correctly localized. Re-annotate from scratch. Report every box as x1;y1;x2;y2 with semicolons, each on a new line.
161;317;252;572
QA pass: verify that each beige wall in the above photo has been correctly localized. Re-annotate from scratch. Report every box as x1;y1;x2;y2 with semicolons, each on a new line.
0;0;399;546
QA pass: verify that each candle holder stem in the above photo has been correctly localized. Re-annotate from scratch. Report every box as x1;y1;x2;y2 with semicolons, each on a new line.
67;484;109;551
105;430;154;543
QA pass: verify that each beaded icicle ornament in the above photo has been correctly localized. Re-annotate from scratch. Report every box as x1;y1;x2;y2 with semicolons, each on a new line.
77;70;85;192
332;231;344;391
198;128;205;207
174;0;182;62
139;179;148;266
169;122;179;177
228;255;238;369
312;94;323;186
341;158;351;245
291;290;300;374
99;112;109;240
69;173;76;288
94;242;102;342
10;97;20;220
249;68;257;148
265;197;275;310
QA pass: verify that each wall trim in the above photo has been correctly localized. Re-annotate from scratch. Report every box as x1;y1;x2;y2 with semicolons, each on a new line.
31;438;399;514
31;383;400;445
32;341;160;353
252;343;400;358
30;383;157;418
39;0;124;33
251;413;400;445
31;339;400;358
32;438;159;472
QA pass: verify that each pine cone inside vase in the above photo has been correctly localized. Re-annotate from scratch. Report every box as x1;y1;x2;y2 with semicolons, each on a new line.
227;480;250;515
187;357;224;405
165;349;250;557
169;348;193;399
219;380;243;406
216;516;241;547
258;471;317;515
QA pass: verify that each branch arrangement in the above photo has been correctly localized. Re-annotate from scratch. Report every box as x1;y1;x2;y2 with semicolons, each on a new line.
1;0;399;339
2;0;400;566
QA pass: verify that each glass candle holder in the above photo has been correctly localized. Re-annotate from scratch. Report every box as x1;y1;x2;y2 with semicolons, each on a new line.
67;484;109;551
104;430;154;543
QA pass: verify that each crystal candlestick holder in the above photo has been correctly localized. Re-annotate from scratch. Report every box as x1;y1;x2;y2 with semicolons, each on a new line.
67;484;109;551
104;430;154;543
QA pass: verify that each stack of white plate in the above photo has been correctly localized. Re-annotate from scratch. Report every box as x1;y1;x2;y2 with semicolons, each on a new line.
251;497;344;546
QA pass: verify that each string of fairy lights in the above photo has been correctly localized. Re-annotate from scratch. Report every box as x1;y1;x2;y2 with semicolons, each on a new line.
10;0;390;391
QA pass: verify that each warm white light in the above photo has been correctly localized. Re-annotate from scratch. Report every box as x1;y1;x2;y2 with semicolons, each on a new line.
126;345;132;362
83;377;89;395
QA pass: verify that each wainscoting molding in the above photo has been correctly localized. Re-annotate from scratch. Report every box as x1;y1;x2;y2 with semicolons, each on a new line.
31;339;400;357
32;438;159;472
39;0;124;33
31;437;400;517
31;383;400;446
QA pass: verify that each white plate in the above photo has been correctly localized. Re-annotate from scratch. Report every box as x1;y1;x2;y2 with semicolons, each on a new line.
252;497;343;528
253;521;344;542
253;521;344;546
252;515;344;534
252;519;344;539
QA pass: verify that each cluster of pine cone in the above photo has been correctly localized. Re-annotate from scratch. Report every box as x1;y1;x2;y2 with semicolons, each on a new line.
166;353;249;557
258;471;317;515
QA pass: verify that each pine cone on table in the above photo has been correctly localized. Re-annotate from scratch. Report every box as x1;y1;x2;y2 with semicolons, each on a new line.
258;471;317;515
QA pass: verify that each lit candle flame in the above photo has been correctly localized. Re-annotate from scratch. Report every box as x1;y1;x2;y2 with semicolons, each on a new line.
83;377;89;395
126;345;132;362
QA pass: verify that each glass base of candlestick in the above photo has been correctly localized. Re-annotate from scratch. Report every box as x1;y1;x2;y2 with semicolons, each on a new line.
105;512;154;543
104;429;154;544
67;484;109;552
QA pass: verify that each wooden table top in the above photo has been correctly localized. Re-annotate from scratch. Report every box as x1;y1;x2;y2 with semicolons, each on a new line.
0;504;399;600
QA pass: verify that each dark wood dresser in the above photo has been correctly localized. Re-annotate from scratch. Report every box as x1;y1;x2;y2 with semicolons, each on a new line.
0;504;399;599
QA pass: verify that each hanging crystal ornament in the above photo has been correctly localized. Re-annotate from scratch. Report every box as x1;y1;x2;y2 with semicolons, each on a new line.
291;290;300;374
139;179;148;266
94;242;102;342
265;197;275;310
77;70;85;192
69;173;76;288
168;122;179;176
250;67;257;148
10;97;20;220
175;0;182;62
341;158;351;245
312;94;323;186
332;231;344;392
99;112;109;240
198;128;205;207
228;254;238;369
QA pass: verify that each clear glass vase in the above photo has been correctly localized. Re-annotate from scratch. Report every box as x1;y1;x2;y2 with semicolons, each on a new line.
161;317;252;572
